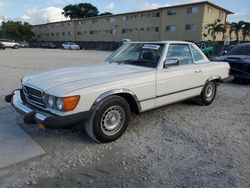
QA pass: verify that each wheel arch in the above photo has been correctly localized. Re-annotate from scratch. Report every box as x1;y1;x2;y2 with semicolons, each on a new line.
206;76;222;84
92;89;141;115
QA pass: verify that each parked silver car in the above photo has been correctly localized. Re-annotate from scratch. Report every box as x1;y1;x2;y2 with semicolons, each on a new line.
0;39;20;49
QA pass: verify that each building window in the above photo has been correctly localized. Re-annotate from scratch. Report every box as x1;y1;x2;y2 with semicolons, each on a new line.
141;27;144;31
122;29;129;33
219;12;224;20
167;10;176;16
111;29;116;34
152;12;160;17
129;28;133;32
68;32;72;35
110;18;116;22
51;33;54;36
62;32;65;36
77;31;81;35
123;15;129;21
185;24;197;31
90;30;97;35
56;32;59;36
155;27;159;32
207;7;213;14
92;19;97;24
187;7;198;14
166;25;176;32
146;27;150;32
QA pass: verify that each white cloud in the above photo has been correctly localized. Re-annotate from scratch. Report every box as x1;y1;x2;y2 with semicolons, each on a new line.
21;6;69;24
0;0;5;8
106;2;115;10
228;12;250;22
139;2;170;10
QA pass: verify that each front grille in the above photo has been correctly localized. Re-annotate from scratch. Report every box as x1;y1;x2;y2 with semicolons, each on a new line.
22;85;46;109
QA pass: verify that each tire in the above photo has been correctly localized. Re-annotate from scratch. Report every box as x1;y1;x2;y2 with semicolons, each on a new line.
85;96;131;143
196;81;217;105
13;45;19;49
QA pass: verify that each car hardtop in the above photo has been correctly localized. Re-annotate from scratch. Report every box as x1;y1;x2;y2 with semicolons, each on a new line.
126;41;192;45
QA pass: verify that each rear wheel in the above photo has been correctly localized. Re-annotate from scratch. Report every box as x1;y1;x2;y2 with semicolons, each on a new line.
196;81;217;105
85;96;131;143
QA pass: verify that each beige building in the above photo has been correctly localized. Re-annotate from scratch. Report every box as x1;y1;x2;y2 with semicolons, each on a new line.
32;1;233;42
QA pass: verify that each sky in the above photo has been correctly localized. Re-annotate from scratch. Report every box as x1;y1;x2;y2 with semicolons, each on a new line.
0;0;249;24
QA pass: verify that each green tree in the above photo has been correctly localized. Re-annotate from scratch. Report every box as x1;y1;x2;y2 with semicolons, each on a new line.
207;19;226;42
230;21;245;41
62;3;99;19
0;21;34;41
99;12;113;16
241;21;250;41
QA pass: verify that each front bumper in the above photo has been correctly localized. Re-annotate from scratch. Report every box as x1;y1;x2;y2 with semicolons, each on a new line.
5;90;91;128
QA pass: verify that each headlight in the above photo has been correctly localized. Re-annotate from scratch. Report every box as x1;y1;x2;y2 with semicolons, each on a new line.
45;94;80;112
56;98;64;110
48;95;55;108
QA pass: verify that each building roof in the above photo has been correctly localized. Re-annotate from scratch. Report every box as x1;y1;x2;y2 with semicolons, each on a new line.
33;1;233;27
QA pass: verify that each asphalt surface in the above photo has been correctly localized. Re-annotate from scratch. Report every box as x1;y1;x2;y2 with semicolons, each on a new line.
0;48;249;188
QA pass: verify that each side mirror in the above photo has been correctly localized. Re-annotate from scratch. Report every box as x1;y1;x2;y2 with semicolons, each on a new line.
164;59;179;68
222;50;227;56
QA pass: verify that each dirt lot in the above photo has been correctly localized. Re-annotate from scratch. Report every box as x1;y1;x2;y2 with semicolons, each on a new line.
0;48;249;188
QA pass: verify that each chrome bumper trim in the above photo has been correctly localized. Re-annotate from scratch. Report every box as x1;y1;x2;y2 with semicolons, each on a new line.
11;90;49;123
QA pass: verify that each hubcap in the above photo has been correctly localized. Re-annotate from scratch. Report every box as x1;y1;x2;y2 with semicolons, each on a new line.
205;83;215;101
101;105;125;136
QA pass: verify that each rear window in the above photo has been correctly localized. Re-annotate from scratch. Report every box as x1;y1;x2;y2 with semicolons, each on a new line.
227;45;250;56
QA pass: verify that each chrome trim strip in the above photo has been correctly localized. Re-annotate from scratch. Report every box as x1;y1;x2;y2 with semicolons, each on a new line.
12;90;33;114
93;89;142;112
207;76;222;82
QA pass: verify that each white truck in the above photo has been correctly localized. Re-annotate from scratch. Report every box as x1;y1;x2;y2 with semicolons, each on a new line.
6;41;233;143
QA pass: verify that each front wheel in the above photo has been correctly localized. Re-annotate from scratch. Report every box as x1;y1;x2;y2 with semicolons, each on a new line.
196;81;217;105
13;45;19;49
85;96;131;143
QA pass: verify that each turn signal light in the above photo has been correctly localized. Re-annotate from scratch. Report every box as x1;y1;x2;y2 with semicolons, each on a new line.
63;95;80;112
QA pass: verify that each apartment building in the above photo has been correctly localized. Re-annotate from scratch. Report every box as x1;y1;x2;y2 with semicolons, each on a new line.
32;1;233;42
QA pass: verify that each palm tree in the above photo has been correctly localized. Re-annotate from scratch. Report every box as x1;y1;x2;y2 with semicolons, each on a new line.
241;22;250;41
230;21;245;41
207;19;226;42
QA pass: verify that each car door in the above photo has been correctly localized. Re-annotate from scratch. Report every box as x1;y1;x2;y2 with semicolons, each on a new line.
156;43;203;107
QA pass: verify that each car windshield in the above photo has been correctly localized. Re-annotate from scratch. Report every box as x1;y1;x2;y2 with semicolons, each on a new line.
227;45;250;56
107;43;165;68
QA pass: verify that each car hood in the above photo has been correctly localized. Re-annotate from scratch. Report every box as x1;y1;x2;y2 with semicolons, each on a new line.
22;63;153;94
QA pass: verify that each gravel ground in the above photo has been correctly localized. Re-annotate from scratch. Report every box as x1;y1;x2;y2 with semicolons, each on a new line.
0;48;249;188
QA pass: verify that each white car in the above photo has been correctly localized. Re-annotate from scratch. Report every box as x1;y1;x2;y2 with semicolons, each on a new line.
6;41;233;143
0;39;20;49
62;42;80;50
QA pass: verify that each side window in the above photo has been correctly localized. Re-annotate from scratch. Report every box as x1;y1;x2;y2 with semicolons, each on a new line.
191;45;204;61
166;44;193;65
